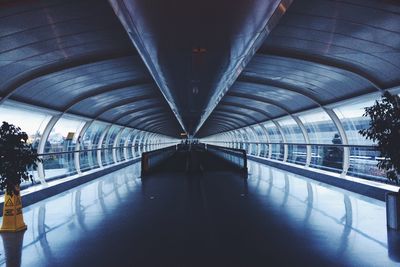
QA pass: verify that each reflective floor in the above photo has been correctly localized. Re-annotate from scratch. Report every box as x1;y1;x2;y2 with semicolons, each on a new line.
0;160;399;266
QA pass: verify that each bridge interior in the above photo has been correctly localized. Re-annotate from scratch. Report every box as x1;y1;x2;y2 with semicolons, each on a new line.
1;0;400;266
0;160;392;267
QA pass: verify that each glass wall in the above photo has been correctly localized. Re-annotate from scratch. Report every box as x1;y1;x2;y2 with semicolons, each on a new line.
117;128;132;162
277;117;306;165
0;102;52;181
44;115;87;180
0;100;178;192
80;121;109;171
263;122;283;160
253;125;269;157
101;125;122;166
333;97;383;180
298;109;342;173
201;92;389;184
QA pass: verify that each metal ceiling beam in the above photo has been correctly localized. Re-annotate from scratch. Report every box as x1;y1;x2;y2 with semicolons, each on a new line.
113;103;165;122
62;79;152;112
0;51;135;104
237;75;322;106
211;110;258;125
124;109;166;126
219;100;273;118
225;92;292;114
216;107;261;123
259;47;382;91
92;95;157;119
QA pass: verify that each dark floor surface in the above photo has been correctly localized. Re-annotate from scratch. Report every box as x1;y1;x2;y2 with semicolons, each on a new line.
0;159;398;267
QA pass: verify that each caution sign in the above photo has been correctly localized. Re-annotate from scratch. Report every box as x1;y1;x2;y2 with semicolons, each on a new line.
0;191;27;232
5;198;13;206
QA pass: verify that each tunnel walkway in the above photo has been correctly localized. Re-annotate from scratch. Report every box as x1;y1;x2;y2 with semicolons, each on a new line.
0;160;397;267
155;146;239;173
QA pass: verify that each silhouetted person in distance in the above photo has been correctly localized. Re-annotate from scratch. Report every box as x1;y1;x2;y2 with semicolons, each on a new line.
323;133;343;170
332;133;342;145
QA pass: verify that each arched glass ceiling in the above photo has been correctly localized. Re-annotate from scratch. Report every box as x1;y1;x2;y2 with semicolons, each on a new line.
198;0;400;137
0;0;182;137
260;0;400;89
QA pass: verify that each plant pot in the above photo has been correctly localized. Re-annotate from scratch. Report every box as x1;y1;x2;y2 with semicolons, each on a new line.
0;187;27;232
386;192;400;230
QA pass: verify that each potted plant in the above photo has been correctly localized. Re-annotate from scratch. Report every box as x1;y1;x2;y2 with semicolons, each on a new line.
359;91;400;230
0;121;41;232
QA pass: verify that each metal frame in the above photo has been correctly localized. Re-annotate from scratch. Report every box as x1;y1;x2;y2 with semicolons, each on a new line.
74;120;93;174
37;114;62;182
97;124;112;168
292;115;311;167
324;108;350;176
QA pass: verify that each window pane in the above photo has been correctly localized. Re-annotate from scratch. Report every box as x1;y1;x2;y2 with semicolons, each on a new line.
44;115;87;180
299;109;342;172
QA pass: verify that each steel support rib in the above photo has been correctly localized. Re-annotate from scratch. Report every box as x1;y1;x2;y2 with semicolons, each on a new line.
74;120;93;174
324;108;350;176
37;114;62;182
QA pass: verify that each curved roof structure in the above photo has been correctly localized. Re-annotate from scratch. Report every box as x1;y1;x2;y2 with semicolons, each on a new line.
197;0;400;137
1;0;399;138
0;0;181;136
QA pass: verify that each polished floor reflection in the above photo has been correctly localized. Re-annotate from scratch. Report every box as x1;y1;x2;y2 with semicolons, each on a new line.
0;160;399;266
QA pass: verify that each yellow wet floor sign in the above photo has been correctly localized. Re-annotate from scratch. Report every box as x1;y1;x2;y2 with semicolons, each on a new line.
0;192;27;232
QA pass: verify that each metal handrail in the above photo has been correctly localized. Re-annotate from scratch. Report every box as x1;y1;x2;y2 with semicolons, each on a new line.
37;142;177;157
206;141;378;149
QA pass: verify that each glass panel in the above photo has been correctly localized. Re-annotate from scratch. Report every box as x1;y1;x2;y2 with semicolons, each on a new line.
134;131;143;157
117;128;131;162
101;125;121;166
333;98;375;146
80;122;108;172
0;102;52;149
44;115;86;180
263;122;283;160
277;117;306;165
348;147;385;181
126;130;137;159
299;109;342;173
253;125;268;157
333;97;384;179
245;128;258;155
240;129;249;152
0;102;52;182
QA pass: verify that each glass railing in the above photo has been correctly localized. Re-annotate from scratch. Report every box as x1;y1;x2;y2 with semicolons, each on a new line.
15;142;177;192
205;141;387;184
206;144;247;173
